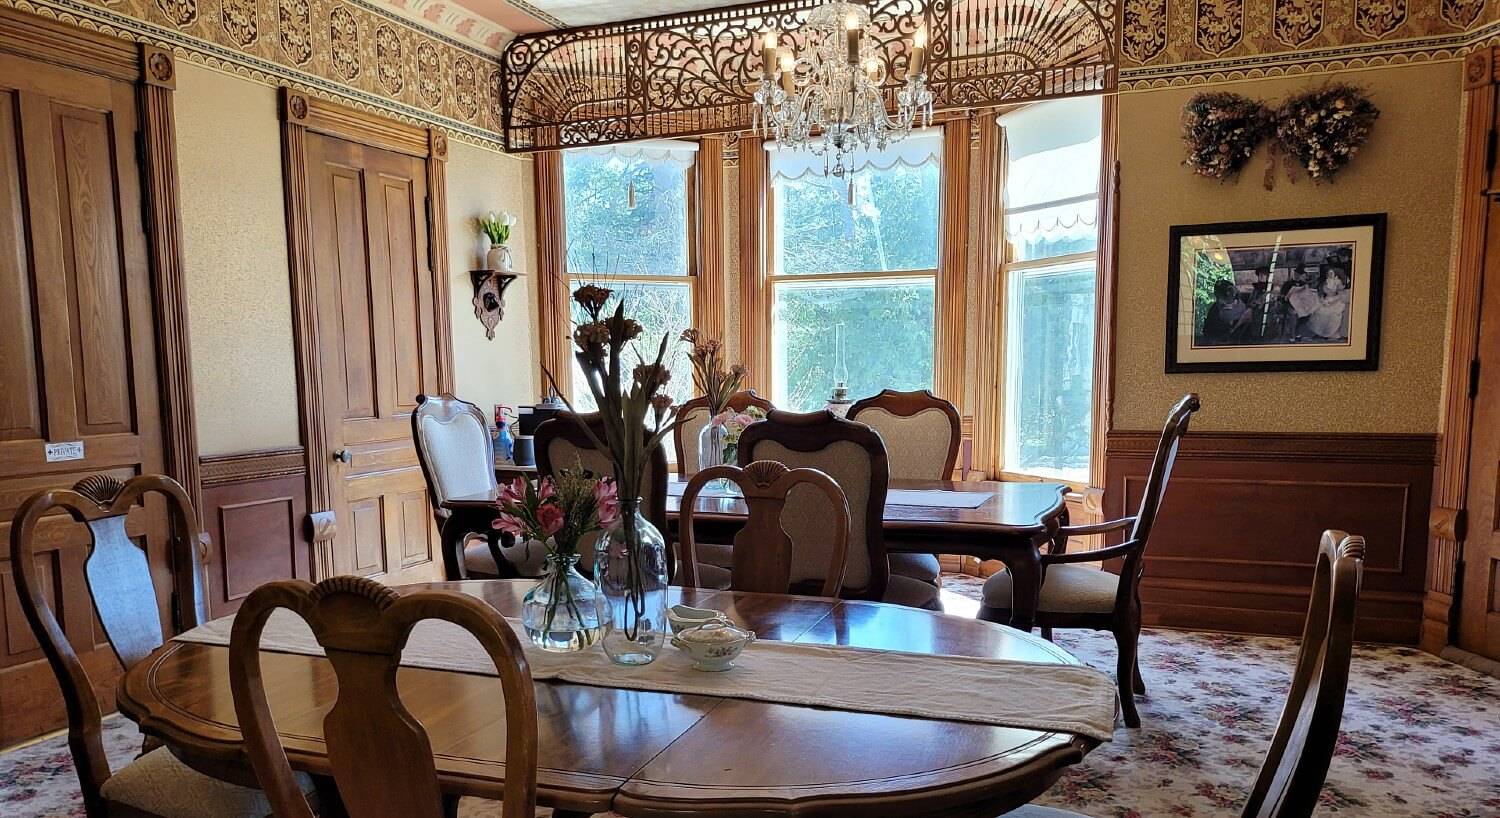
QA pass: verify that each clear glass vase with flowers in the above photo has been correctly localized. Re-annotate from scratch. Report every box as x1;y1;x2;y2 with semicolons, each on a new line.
495;469;617;652
544;284;681;665
682;328;752;482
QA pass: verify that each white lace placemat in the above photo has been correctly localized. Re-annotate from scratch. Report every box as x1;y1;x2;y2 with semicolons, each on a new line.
176;610;1116;741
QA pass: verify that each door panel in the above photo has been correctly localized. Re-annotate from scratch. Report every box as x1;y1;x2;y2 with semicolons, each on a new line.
306;132;440;585
1459;204;1500;659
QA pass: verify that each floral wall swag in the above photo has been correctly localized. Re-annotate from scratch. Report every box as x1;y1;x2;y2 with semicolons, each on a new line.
1182;85;1380;188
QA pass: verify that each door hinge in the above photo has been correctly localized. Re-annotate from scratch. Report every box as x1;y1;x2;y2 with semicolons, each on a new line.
1469;358;1482;400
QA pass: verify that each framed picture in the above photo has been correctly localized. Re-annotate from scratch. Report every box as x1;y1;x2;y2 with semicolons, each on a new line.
1166;213;1386;373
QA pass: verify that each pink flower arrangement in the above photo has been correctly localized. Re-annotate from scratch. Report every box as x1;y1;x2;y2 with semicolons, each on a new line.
493;469;617;558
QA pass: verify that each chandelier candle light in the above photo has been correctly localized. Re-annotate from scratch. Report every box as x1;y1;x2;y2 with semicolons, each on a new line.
754;2;934;180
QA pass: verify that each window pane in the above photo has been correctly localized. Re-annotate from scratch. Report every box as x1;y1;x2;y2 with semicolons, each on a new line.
772;278;935;413
562;152;688;276
773;161;940;275
569;281;693;412
1003;262;1095;481
1006;197;1098;262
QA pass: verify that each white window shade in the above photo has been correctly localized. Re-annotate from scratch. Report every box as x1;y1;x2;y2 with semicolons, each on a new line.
766;127;943;182
1000;97;1102;210
572;138;698;168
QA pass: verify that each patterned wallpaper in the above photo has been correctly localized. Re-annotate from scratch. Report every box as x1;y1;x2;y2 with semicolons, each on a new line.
3;0;508;146
1120;0;1500;86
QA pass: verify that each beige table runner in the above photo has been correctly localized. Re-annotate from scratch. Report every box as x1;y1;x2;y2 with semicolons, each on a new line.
175;611;1117;741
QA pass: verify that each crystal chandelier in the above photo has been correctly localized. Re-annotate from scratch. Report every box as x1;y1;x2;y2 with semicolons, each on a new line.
752;1;934;179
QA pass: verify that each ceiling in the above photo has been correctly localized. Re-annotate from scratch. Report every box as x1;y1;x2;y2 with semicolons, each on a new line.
369;0;740;53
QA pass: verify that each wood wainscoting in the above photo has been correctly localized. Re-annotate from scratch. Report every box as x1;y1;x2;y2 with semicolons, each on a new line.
199;448;312;619
1104;430;1436;644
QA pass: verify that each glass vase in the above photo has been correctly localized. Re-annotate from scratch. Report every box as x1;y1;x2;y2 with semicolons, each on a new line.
521;553;604;652
594;499;669;665
697;421;727;472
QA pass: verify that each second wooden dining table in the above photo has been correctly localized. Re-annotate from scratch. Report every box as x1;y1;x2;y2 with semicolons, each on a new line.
443;477;1070;631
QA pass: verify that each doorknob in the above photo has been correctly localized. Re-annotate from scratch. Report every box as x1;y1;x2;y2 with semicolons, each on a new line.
333;448;352;464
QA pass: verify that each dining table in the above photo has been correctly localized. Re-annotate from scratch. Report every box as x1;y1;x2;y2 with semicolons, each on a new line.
116;579;1106;818
444;476;1071;631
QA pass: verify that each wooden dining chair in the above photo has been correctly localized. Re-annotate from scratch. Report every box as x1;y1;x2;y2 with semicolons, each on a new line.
534;411;673;579
737;409;895;603
847;389;963;611
1003;530;1365;818
673;389;775;477
411;393;505;579
9;473;316;818
679;461;850;597
229;576;538;818
978;394;1200;727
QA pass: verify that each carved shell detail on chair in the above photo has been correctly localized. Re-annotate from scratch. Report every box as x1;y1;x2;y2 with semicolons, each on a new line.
310;575;401;608
742;460;791;488
73;475;126;506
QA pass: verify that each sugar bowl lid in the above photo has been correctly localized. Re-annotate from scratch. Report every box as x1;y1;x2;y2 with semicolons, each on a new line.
676;620;754;644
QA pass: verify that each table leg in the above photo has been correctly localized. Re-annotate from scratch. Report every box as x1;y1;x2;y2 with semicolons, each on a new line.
1006;536;1046;632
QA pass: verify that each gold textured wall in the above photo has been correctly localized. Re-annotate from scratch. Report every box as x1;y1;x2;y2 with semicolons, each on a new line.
177;61;303;455
1112;60;1461;433
447;140;541;414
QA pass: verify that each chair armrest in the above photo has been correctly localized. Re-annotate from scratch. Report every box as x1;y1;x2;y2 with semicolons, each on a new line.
1042;539;1142;564
1057;516;1136;538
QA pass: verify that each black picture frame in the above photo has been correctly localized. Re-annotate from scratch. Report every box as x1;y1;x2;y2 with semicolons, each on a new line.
1165;213;1387;374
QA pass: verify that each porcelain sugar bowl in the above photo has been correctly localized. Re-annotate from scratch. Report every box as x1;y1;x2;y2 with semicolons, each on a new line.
670;621;756;671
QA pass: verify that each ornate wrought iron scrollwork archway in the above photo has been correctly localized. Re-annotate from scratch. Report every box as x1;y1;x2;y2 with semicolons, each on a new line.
500;0;1118;152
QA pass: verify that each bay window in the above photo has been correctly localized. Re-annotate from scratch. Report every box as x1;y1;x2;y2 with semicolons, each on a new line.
562;140;697;409
998;97;1102;483
766;130;942;411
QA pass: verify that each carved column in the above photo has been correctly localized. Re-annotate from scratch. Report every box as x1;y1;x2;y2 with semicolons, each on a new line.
737;135;770;393
533;150;572;398
935;118;971;413
279;89;336;580
970;114;1006;479
428;128;454;393
694;136;728;343
136;45;203;521
1423;47;1496;653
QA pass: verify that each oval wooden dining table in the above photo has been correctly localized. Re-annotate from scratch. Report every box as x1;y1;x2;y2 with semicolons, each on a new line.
117;580;1103;818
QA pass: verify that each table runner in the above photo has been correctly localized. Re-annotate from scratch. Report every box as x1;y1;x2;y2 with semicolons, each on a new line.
175;611;1116;741
668;481;996;510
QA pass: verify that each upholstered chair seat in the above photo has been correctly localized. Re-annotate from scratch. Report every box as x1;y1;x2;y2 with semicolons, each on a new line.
1000;807;1084;817
890;552;942;582
982;564;1120;614
101;747;317;818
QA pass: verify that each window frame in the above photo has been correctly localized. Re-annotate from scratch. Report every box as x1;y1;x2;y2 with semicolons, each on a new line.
763;152;943;411
558;143;705;425
992;101;1106;490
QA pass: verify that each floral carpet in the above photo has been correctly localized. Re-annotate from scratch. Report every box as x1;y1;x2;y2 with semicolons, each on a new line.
4;576;1498;818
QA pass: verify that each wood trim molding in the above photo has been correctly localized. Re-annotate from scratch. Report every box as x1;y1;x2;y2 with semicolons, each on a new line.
135;45;202;523
934;119;971;411
0;6;139;81
737;135;771;393
694;136;729;342
970;113;1006;478
427;128;455;394
201;447;308;487
532;150;572;399
281;90;434;158
1106;429;1440;464
1090;95;1120;493
1424;47;1495;652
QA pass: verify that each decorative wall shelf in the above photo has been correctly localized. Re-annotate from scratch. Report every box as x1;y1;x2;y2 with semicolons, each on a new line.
470;269;521;340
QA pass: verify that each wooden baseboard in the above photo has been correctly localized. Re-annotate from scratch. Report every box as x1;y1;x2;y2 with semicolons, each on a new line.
1105;429;1437;645
199;448;312;618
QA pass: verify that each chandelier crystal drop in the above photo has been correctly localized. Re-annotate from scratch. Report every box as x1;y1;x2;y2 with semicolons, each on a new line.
752;1;934;179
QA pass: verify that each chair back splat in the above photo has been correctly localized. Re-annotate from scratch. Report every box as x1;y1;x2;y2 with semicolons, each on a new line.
229;577;538;818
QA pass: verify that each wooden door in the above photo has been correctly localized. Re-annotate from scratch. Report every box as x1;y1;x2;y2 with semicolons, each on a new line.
0;53;170;744
1458;205;1500;659
306;132;441;584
